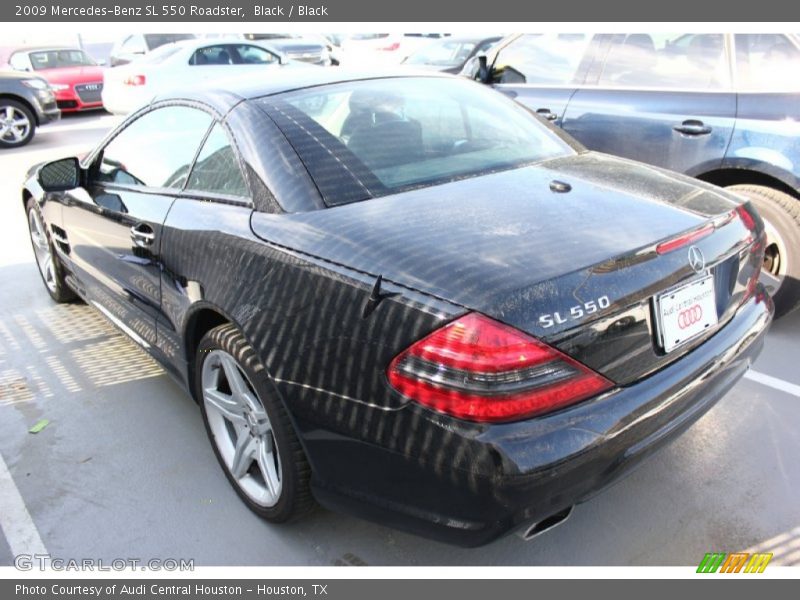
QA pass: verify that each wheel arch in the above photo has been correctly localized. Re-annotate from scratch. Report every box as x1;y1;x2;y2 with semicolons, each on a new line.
182;304;232;403
0;93;39;126
697;168;800;202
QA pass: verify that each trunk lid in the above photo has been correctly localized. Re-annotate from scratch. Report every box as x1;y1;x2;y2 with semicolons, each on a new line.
251;152;761;383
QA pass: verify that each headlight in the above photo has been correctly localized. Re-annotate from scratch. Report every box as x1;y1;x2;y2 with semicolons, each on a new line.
50;83;70;91
21;79;50;90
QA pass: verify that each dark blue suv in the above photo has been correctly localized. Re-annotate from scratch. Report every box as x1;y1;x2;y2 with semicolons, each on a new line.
467;33;800;317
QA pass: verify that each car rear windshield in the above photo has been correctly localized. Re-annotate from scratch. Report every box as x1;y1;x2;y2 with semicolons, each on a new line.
144;34;195;50
256;77;573;206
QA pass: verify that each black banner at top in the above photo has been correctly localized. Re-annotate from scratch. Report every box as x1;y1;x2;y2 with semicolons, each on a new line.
1;0;799;22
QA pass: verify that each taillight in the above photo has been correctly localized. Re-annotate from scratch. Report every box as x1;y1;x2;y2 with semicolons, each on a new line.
655;223;715;255
387;313;613;423
124;75;146;86
735;204;758;233
379;42;401;51
734;204;763;302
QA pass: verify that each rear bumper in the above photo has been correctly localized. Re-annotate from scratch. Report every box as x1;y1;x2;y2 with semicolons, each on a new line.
304;288;773;546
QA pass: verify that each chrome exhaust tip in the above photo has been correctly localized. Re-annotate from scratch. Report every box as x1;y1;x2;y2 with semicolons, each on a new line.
516;506;573;541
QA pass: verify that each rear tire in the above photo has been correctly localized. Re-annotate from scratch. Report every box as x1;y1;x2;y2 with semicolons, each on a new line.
26;198;76;303
726;184;800;318
196;324;315;522
0;100;36;148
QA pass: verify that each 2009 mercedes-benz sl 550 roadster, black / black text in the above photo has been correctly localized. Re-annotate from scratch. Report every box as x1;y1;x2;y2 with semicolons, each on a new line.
23;70;773;546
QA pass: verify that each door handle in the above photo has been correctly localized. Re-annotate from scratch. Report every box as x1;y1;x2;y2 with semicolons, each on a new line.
130;223;155;248
673;120;712;136
536;108;558;121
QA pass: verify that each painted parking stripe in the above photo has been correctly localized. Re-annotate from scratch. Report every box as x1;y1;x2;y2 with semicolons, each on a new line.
0;451;47;557
745;370;800;398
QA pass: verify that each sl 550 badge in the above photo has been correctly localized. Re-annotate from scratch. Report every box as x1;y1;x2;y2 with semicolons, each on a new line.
539;296;610;329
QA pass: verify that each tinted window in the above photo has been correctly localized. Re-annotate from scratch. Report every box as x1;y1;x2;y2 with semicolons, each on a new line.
186;123;249;197
144;33;195;50
493;34;591;84
190;44;279;66
735;34;800;90
261;77;572;205
96;107;212;189
598;33;730;89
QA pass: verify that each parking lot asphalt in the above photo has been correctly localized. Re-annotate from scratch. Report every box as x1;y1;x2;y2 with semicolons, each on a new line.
0;113;798;567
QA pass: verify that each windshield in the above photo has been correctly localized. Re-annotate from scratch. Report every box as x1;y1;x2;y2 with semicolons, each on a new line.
29;49;95;69
258;77;573;205
405;39;481;67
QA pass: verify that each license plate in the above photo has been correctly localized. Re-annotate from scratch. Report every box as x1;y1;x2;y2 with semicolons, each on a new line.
656;275;717;353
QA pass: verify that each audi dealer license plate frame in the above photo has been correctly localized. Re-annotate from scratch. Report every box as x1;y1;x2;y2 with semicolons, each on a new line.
655;274;718;353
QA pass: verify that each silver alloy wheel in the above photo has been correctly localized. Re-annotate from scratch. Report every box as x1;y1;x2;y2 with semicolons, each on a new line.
202;349;282;507
761;217;788;293
0;104;32;143
28;208;57;294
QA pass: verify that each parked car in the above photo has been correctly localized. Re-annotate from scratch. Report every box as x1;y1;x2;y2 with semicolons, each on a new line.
102;39;289;115
0;71;59;148
465;32;800;317
23;70;772;546
402;35;502;73
243;34;331;65
109;33;196;67
338;33;449;67
6;47;105;112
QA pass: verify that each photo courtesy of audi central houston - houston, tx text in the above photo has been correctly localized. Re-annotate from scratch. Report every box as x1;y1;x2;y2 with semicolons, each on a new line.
0;22;798;575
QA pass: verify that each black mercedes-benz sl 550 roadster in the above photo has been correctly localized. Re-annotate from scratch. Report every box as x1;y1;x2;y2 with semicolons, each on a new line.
23;69;773;546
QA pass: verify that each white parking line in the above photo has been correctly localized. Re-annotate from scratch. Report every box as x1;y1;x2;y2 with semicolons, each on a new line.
745;370;800;398
0;451;47;558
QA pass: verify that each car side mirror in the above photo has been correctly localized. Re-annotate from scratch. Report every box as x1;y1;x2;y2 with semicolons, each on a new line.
478;55;491;84
38;157;81;192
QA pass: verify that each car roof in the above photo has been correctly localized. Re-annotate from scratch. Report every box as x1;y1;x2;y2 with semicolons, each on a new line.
152;67;456;114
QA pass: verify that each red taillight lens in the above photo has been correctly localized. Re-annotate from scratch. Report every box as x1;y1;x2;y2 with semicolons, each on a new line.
124;75;146;86
387;313;613;423
735;204;757;233
655;223;715;255
379;42;401;51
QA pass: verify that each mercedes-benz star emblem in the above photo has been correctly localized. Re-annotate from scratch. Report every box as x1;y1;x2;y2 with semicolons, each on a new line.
688;246;706;273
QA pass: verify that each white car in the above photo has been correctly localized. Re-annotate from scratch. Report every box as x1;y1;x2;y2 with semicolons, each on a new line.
337;34;448;68
102;39;294;115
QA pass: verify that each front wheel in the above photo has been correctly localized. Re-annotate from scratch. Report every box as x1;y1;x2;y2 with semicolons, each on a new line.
0;100;36;148
26;198;76;303
726;184;800;318
196;324;315;522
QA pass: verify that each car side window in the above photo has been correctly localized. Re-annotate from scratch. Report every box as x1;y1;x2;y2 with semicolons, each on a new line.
735;34;800;90
597;33;730;90
185;123;249;197
492;34;592;85
190;44;279;66
94;106;212;189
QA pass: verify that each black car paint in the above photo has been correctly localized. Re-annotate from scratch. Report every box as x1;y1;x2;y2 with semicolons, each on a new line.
25;72;773;546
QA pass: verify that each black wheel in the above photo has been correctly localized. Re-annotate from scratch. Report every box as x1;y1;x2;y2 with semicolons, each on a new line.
25;198;76;303
727;184;800;318
196;324;315;522
0;100;36;148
